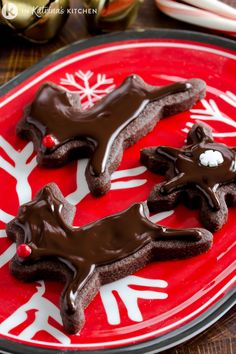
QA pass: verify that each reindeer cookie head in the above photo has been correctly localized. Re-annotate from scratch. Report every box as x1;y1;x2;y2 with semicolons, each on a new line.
141;122;236;231
14;185;71;262
7;183;212;333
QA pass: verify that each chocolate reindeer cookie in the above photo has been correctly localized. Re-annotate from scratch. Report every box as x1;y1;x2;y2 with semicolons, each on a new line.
7;183;212;334
141;122;236;232
17;75;206;196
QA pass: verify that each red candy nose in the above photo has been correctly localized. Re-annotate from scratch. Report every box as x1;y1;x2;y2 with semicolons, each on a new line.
42;134;57;149
17;244;32;258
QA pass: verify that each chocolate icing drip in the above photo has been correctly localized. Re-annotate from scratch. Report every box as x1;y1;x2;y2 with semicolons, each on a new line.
156;124;236;210
26;75;190;176
14;185;202;314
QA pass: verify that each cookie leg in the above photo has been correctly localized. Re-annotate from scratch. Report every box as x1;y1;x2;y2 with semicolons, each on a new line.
86;140;123;196
199;195;228;232
86;165;112;197
61;263;95;333
161;173;187;194
201;185;221;210
147;182;181;213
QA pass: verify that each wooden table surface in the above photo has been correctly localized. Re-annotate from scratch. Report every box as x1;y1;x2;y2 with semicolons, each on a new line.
0;0;235;353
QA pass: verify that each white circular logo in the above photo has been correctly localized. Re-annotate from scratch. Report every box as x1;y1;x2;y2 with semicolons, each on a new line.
2;3;18;20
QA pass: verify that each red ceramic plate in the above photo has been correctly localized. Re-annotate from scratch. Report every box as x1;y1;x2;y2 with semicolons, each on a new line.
0;30;235;354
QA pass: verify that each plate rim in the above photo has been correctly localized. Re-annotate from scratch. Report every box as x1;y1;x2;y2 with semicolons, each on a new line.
0;29;235;353
1;28;236;97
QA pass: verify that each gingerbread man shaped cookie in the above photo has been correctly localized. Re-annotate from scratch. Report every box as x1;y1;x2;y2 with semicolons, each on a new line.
141;122;236;231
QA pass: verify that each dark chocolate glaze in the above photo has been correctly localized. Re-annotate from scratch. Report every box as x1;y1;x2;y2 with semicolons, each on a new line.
26;75;191;175
156;124;236;210
14;185;202;314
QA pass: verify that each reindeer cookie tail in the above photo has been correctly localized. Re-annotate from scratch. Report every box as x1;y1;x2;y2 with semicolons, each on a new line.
151;225;213;260
160;78;206;118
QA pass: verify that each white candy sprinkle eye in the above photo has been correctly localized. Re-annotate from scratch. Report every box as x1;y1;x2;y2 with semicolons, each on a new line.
199;150;224;168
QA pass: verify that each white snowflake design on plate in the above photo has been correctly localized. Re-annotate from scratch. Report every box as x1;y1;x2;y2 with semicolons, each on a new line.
60;70;115;109
0;136;37;205
0;281;71;345
100;276;168;325
220;90;236;108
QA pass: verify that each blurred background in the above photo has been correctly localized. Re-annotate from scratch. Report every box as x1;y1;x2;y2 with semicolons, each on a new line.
0;0;235;85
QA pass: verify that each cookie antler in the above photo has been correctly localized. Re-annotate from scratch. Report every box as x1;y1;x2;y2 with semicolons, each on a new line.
7;183;212;333
17;75;206;196
141;122;236;232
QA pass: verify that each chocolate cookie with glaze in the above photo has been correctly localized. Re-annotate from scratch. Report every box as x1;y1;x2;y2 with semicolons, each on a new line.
7;183;212;334
17;75;206;196
141;122;236;232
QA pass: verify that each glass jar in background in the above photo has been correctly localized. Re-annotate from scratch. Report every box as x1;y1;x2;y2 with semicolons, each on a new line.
0;0;69;43
83;0;143;33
